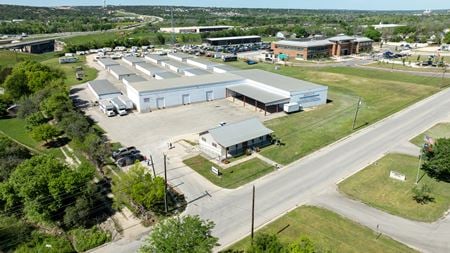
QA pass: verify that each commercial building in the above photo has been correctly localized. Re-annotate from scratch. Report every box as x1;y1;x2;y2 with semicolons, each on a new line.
205;36;262;46
135;62;166;77
88;80;122;100
154;71;180;80
186;58;221;70
122;75;147;87
271;35;373;60
145;54;169;65
167;52;193;62
159;25;233;34
108;65;136;80
161;60;196;74
97;58;120;69
199;118;273;159
122;56;145;67
183;68;211;77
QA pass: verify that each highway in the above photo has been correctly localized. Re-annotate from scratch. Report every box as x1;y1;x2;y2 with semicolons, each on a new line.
93;87;450;253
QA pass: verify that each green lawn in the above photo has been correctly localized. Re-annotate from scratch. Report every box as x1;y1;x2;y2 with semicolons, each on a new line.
0;51;57;67
410;122;450;146
367;62;446;73
41;56;98;86
183;155;274;189
339;153;450;222
227;206;415;253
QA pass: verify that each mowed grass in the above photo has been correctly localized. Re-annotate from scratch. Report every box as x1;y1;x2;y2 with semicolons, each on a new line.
183;155;274;189
367;62;446;73
41;56;98;86
0;51;57;67
228;206;416;253
339;153;450;222
230;62;442;164
410;122;450;146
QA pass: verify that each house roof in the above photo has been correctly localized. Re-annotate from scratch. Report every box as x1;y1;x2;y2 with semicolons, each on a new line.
233;69;327;93
109;65;136;76
88;80;121;95
227;84;289;105
206;118;273;148
275;39;333;48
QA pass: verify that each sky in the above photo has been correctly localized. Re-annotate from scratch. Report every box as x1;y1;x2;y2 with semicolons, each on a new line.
1;0;450;10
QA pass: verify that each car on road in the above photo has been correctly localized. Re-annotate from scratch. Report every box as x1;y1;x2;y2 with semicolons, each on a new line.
112;146;137;160
116;153;145;167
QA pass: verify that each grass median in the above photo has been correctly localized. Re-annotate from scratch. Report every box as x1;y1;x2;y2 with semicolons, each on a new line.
183;155;274;189
338;153;450;222
227;206;416;253
410;122;450;147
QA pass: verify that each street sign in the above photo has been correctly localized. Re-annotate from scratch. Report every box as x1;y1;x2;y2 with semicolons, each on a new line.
211;166;220;176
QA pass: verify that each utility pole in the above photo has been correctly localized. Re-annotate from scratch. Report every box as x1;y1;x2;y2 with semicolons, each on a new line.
251;185;255;245
352;97;362;130
164;153;168;213
150;155;156;178
415;145;423;184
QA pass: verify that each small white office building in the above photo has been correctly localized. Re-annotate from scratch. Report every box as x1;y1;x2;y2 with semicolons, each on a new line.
199;118;273;159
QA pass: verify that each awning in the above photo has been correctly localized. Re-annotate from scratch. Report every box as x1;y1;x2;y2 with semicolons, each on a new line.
227;84;289;106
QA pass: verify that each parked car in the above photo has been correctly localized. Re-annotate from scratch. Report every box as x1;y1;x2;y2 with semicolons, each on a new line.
116;153;145;167
112;146;137;160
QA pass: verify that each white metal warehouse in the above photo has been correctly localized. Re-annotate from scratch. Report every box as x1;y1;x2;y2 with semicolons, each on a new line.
87;80;122;100
97;58;119;69
108;65;136;80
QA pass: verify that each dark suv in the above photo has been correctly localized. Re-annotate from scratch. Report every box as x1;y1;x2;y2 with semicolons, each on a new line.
116;153;145;167
112;146;137;160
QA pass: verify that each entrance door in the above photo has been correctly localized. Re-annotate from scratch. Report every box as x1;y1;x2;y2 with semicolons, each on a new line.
156;97;165;109
182;94;190;105
206;91;213;101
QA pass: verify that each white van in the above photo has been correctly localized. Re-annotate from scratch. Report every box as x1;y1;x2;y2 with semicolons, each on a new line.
99;100;116;117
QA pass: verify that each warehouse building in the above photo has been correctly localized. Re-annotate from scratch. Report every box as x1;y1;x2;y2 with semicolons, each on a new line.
122;56;145;67
98;58;119;69
154;71;180;80
186;58;221;70
122;75;147;87
167;52;193;62
199;117;273;159
162;60;196;74
124;69;327;113
108;65;136;80
183;68;211;77
205;35;262;46
271;35;373;60
145;54;169;65
159;25;233;34
213;64;238;73
88;80;122;100
135;62;166;77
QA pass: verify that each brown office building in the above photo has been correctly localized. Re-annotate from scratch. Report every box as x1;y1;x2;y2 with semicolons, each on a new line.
272;35;373;60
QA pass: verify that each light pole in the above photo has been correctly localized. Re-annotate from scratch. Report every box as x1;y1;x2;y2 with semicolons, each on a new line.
415;144;424;185
352;97;362;130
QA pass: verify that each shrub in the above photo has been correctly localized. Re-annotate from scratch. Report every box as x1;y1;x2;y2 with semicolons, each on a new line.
412;183;434;204
70;227;111;252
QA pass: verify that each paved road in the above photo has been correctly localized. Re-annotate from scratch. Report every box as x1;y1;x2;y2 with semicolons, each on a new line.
93;88;450;252
313;189;450;253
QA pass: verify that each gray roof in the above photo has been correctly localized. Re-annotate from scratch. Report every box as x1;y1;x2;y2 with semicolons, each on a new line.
168;52;193;60
233;69;327;93
98;58;119;66
136;62;166;74
206;35;261;41
109;65;136;76
187;57;221;67
122;75;147;83
122;56;145;64
275;39;333;48
154;71;180;79
213;64;239;72
327;35;356;41
163;60;196;70
88;80;121;96
183;68;211;76
227;84;289;105
131;72;242;93
354;37;373;43
145;54;169;62
206;118;273;148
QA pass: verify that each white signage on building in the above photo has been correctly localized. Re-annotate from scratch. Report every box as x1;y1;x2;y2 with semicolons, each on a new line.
389;171;406;181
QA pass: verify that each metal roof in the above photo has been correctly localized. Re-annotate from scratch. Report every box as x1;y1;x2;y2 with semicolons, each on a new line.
122;75;147;83
168;52;193;60
206;35;261;41
227;84;289;105
275;39;333;48
213;64;239;72
98;58;119;66
354;37;373;43
145;54;169;61
109;65;136;76
163;60;196;70
327;35;356;41
187;57;221;67
233;69;327;93
122;56;145;63
206;118;273;148
183;68;211;76
131;72;243;93
154;71;180;79
88;80;121;96
136;62;166;74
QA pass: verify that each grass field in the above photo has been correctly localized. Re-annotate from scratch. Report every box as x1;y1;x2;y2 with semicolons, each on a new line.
41;56;98;86
221;61;445;164
339;153;450;222
367;62;446;73
227;206;415;253
410;122;450;146
183;155;274;189
0;51;57;67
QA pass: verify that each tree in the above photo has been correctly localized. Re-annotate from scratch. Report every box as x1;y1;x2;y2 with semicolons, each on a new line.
79;132;109;168
140;215;218;253
25;112;47;131
286;237;317;253
155;33;166;45
248;233;284;253
412;183;433;204
421;138;450;182
30;124;60;144
0;215;33;252
364;27;382;42
3;71;30;100
0;136;31;181
444;32;450;44
58;111;90;140
40;90;72;121
112;163;164;211
0;95;10;117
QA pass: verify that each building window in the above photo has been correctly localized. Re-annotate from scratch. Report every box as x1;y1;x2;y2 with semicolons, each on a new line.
144;98;150;103
212;143;217;148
